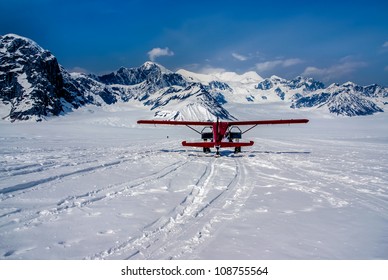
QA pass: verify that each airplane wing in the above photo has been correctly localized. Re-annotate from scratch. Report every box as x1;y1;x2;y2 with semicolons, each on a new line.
137;120;213;126
138;119;309;126
228;119;309;126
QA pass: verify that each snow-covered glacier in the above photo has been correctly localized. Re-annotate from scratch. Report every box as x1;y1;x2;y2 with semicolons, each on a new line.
1;103;387;260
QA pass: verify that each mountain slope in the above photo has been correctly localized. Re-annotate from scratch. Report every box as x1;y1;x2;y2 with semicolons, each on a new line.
94;62;234;120
0;34;88;121
252;76;387;116
291;82;387;116
0;34;234;121
1;34;387;121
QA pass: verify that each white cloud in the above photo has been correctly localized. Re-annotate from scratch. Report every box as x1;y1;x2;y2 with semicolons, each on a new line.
302;59;366;81
302;66;325;76
255;60;283;72
385;65;388;72
255;58;303;72
383;41;388;48
147;47;174;61
232;52;248;61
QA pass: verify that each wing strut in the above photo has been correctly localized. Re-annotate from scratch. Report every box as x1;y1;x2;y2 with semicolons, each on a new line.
185;125;201;134
242;124;258;134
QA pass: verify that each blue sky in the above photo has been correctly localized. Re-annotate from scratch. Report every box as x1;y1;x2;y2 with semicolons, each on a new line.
1;0;387;85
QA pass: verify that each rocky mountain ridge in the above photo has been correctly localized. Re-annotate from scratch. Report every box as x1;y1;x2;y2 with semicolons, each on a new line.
1;34;387;121
257;76;387;116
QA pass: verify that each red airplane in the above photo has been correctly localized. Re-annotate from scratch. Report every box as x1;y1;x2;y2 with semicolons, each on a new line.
137;118;309;156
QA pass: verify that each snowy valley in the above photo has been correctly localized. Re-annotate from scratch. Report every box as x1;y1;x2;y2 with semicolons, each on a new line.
1;103;388;259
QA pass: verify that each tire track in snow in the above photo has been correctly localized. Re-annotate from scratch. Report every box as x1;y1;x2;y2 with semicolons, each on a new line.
87;155;253;260
159;157;252;260
246;150;352;211
0;159;191;230
0;147;162;201
0;146;110;179
245;146;387;217
54;159;190;212
0;160;124;196
87;157;217;260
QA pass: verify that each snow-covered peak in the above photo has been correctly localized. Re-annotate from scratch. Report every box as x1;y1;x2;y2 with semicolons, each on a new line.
327;82;341;90
1;33;38;44
269;75;286;82
140;61;171;74
214;71;263;84
0;33;45;54
176;69;214;84
239;71;264;83
325;81;362;93
177;69;263;86
0;33;89;121
2;33;26;39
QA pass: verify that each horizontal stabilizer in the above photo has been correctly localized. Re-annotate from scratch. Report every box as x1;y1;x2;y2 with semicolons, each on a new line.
182;141;215;148
182;141;254;148
219;141;254;148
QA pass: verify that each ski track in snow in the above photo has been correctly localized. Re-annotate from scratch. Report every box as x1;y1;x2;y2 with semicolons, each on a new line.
1;121;388;259
0;145;160;198
0;142;187;223
0;159;190;232
88;155;252;260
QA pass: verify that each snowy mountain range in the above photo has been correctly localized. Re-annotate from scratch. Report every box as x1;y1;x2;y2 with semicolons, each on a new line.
1;33;387;121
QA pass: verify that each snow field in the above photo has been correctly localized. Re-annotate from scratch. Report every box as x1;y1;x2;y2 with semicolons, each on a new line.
1;105;388;259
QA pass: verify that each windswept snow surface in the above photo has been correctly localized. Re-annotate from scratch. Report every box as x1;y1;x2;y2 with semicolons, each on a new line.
1;104;388;260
